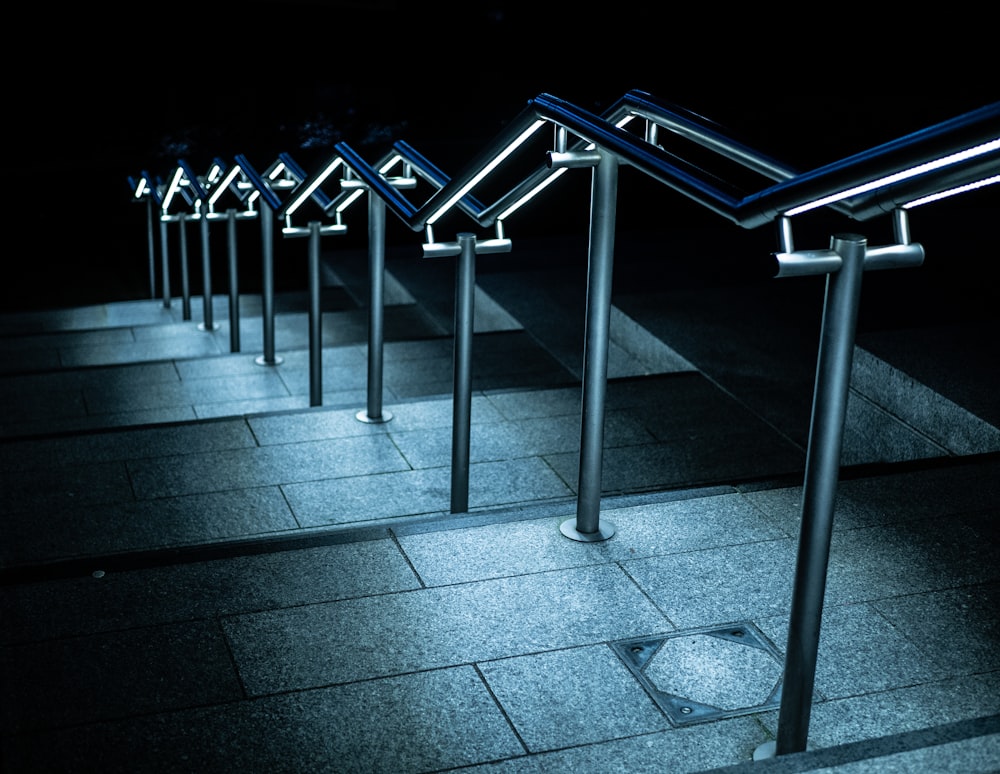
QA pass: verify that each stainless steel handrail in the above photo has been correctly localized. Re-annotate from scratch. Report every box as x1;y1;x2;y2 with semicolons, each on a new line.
327;90;997;235
527;93;1000;228
139;95;998;262
739;103;1000;225
620;90;798;182
329;90;998;244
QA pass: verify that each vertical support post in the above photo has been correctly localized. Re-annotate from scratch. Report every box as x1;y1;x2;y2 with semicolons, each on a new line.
256;201;283;366
451;233;476;514
159;216;171;309
179;215;192;321
146;198;157;299
775;233;867;755
198;211;217;331
308;221;323;407
561;151;617;542
227;209;240;353
357;193;392;424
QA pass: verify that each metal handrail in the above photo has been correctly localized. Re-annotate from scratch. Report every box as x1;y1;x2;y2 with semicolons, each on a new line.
136;94;997;258
476;89;805;227
619;90;798;182
329;94;761;232
527;93;1000;228
330;91;996;236
739;103;1000;225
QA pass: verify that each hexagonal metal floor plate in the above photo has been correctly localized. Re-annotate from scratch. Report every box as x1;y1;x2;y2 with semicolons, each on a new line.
610;622;784;726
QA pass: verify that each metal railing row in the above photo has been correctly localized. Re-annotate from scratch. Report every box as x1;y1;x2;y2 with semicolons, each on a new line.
129;90;999;757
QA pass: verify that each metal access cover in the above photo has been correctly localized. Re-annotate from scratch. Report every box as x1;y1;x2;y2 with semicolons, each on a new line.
611;622;783;726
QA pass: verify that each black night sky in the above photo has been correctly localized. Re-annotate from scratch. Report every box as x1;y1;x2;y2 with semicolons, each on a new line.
12;1;996;312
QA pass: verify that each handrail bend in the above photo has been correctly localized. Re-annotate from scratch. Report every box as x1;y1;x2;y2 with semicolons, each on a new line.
232;154;284;211
529;93;1000;229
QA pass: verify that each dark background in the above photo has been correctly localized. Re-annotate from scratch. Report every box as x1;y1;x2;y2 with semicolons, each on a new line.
10;1;997;313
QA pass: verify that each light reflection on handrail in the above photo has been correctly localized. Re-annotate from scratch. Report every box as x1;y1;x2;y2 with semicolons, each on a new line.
232;155;285;211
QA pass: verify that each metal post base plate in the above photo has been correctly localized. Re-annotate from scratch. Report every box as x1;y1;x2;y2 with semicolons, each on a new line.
356;409;393;424
559;518;616;542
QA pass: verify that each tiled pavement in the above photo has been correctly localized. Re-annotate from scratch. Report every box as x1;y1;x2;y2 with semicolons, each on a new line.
1;235;997;772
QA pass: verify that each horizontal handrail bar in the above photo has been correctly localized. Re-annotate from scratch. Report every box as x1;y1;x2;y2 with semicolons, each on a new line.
282;223;348;237
204;210;258;221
